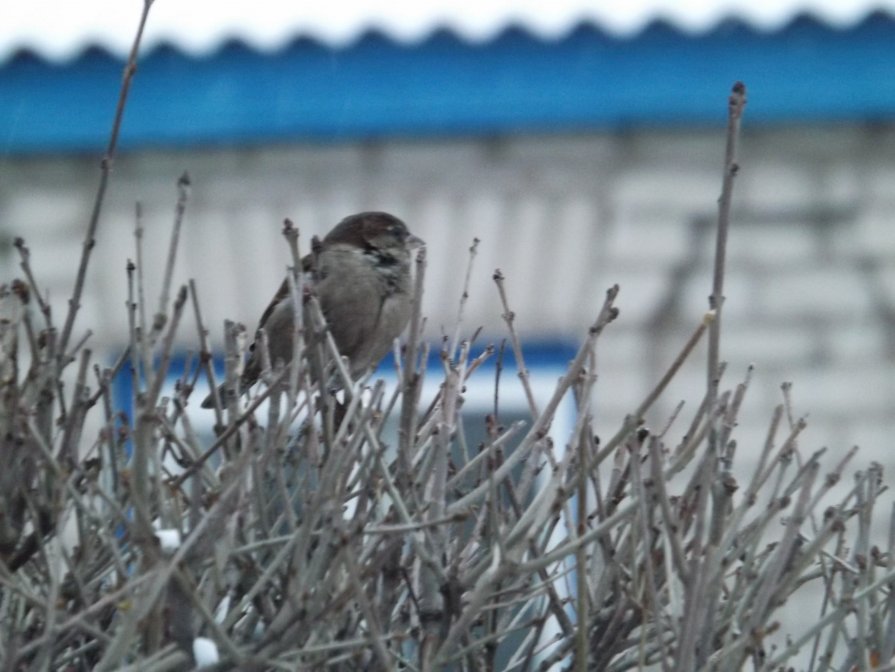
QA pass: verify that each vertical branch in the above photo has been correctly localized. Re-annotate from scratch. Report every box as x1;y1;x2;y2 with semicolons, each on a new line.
189;280;216;410
493;270;539;418
398;246;427;480
58;0;156;358
447;238;479;360
706;81;746;452
419;350;464;668
134;202;149;375
575;348;596;672
281;218;305;407
681;79;745;670
58;348;92;467
152;172;191;342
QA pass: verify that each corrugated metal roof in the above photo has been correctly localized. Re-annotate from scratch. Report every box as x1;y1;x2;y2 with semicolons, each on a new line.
4;13;895;153
4;0;895;62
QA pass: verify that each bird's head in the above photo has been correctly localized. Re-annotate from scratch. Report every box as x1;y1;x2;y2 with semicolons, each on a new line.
326;211;424;258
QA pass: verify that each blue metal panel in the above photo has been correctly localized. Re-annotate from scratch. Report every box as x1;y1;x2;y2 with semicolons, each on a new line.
110;341;579;424
2;13;895;154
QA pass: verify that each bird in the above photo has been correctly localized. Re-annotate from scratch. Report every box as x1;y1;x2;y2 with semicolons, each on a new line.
201;211;423;408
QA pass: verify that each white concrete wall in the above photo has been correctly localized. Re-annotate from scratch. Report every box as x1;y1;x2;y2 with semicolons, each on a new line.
1;126;893;466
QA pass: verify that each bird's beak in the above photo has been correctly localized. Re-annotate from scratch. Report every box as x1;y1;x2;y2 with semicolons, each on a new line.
407;234;425;249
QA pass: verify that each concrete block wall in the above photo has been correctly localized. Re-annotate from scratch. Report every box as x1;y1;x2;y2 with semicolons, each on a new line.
0;126;892;469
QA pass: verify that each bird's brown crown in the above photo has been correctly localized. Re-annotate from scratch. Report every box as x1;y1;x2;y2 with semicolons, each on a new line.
324;212;411;251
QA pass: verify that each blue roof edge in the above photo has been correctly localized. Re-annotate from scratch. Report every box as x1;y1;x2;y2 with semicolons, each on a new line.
3;12;895;155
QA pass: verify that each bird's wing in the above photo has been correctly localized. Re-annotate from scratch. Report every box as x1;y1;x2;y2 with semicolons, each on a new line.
256;278;291;331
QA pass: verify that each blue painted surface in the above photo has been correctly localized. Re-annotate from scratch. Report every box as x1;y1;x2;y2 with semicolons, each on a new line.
2;14;895;154
111;341;578;422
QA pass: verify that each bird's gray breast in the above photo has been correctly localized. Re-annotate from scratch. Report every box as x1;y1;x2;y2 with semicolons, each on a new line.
313;244;411;372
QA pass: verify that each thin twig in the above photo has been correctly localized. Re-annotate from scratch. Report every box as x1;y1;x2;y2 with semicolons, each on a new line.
58;0;156;357
706;81;747;454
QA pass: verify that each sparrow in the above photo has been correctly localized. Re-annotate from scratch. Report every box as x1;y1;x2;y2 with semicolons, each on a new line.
201;211;423;408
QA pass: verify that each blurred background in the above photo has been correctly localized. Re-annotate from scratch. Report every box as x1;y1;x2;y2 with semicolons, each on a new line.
1;0;894;463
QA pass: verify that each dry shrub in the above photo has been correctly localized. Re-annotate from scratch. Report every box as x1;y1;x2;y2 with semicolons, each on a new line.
1;6;893;671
